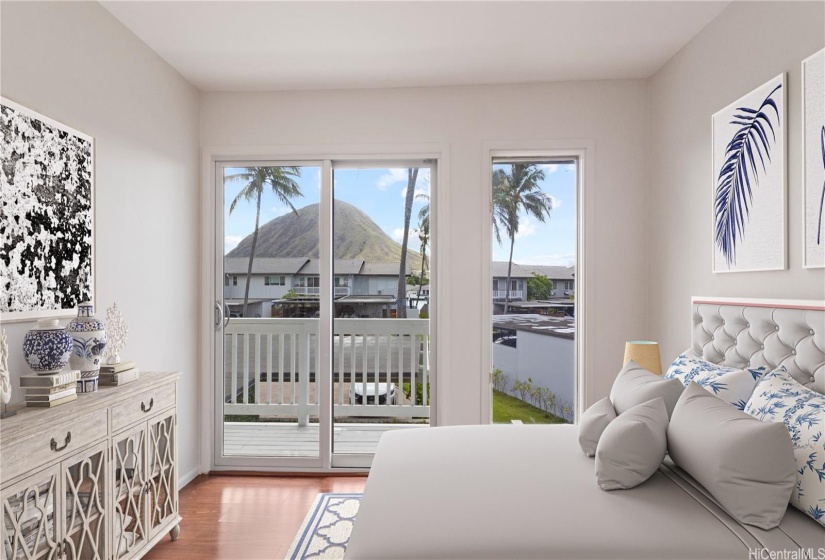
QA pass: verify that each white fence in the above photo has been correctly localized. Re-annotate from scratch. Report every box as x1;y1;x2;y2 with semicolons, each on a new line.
224;318;430;425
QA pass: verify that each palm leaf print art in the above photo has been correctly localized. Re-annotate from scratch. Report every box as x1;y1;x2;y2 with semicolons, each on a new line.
715;84;782;265
817;125;824;245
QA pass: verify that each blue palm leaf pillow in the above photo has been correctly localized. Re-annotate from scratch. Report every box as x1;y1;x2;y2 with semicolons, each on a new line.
665;353;766;410
745;367;825;527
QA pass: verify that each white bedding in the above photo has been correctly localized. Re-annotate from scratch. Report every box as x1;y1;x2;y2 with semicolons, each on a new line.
346;425;822;560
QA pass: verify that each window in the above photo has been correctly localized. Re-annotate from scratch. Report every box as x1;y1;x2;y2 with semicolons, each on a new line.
224;275;229;287
232;276;237;286
265;275;286;286
334;276;349;288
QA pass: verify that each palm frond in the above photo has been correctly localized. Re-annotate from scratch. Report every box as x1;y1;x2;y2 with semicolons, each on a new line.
714;83;782;265
818;125;824;245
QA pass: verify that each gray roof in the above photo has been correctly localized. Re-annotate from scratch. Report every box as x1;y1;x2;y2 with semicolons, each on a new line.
297;259;364;275
360;262;411;276
491;261;533;279
224;257;309;274
491;261;575;281
521;265;575;281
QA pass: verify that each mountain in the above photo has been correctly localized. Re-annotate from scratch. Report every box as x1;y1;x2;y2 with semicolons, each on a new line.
227;201;426;269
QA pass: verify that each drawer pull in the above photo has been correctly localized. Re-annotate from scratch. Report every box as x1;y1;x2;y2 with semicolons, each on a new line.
50;432;71;452
141;398;154;413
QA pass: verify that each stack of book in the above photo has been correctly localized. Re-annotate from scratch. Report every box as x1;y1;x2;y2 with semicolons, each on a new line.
20;370;80;408
99;361;139;386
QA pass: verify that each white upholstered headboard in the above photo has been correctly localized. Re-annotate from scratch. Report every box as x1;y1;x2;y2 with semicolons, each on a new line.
688;297;825;394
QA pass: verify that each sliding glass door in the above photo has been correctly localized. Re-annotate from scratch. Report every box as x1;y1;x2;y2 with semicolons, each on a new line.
330;163;433;467
215;159;434;469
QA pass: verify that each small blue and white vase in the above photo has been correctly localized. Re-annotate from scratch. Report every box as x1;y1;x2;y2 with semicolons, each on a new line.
67;302;107;376
23;319;73;375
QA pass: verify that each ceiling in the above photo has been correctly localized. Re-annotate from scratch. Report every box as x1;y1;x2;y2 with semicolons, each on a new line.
101;1;730;93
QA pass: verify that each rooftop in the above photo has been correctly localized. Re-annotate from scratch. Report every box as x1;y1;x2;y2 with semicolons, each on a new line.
493;313;575;340
491;262;575;281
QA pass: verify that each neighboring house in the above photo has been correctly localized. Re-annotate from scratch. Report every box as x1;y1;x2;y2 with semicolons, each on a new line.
224;257;411;317
492;261;576;303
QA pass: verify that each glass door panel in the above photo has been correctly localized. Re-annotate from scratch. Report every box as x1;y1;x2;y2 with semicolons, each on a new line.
331;165;432;460
490;159;577;425
220;163;322;460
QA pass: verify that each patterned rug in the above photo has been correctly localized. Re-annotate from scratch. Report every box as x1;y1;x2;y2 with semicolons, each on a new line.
285;493;362;560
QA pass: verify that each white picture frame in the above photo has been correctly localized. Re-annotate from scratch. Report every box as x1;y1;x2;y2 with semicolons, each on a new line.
712;74;786;273
802;49;825;269
0;97;95;322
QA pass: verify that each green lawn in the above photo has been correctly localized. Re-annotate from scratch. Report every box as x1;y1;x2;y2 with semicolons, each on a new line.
492;390;568;424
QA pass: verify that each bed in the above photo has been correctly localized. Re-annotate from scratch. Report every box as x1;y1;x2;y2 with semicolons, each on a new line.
346;298;825;559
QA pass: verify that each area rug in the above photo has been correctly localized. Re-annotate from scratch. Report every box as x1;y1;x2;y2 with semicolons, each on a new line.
285;493;362;560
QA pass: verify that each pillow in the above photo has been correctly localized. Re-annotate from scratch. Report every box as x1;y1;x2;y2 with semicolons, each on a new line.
595;397;668;490
578;397;617;457
669;382;796;530
610;360;684;418
665;353;767;410
744;367;825;527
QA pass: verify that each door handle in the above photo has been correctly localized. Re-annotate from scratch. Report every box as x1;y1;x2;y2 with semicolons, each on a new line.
224;302;231;328
216;301;230;331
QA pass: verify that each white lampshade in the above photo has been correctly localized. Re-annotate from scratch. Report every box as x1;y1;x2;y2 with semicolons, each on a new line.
623;341;662;375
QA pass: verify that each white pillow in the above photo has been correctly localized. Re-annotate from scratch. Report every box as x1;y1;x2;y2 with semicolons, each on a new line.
665;353;766;410
577;397;617;457
744;367;825;527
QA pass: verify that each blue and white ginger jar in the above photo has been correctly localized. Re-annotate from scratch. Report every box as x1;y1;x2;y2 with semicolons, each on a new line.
23;319;73;375
67;302;107;375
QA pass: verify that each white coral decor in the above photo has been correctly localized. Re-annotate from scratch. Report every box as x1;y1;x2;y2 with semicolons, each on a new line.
103;303;129;365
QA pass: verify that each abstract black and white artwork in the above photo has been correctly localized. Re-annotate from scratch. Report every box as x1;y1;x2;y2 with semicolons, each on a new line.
712;74;785;273
0;98;94;321
803;49;825;269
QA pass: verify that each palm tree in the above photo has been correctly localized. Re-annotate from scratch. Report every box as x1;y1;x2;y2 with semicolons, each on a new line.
492;164;553;313
397;168;419;318
226;166;303;317
415;194;430;305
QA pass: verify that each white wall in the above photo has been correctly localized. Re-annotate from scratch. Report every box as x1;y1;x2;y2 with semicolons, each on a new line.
648;1;825;366
1;2;201;481
202;80;650;423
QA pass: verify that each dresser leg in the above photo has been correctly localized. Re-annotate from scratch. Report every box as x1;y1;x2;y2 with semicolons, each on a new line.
170;524;180;541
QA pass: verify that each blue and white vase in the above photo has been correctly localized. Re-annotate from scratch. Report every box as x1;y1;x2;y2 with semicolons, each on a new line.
67;302;107;376
23;319;73;375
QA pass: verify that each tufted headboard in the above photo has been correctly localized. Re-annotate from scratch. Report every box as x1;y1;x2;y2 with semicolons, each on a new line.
688;297;825;394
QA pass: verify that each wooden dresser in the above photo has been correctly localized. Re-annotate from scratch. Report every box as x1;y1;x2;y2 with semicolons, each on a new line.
0;372;182;560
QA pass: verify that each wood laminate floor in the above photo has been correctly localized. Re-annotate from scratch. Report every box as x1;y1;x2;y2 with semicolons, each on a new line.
144;474;368;560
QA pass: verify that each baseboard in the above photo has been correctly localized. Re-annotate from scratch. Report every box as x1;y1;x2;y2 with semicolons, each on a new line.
179;466;201;488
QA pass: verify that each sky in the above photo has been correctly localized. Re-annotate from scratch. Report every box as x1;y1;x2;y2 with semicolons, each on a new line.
224;162;575;267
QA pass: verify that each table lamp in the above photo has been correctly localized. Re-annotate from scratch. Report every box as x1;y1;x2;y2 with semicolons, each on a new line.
624;341;662;375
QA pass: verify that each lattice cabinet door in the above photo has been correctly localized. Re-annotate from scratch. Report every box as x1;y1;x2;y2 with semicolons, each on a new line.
111;426;148;560
1;465;61;560
146;411;177;540
61;442;107;560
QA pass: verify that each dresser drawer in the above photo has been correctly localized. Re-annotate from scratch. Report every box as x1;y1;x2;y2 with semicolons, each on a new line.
0;409;107;482
112;383;176;433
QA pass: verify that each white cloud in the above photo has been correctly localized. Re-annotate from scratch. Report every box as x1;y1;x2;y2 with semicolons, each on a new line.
224;235;243;251
541;163;559;174
376;168;408;190
401;186;430;200
547;194;561;209
514;216;537;240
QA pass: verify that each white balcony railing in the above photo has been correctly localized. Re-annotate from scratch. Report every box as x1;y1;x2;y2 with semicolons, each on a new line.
224;318;430;426
292;286;351;296
492;290;524;300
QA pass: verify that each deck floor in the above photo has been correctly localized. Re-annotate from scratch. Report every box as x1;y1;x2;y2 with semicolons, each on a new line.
223;422;426;456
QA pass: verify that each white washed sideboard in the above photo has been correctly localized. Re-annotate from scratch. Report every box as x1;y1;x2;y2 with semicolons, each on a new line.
0;372;182;560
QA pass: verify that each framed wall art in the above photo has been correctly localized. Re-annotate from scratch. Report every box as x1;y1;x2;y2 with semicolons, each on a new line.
803;49;824;269
712;74;786;273
0;97;95;321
